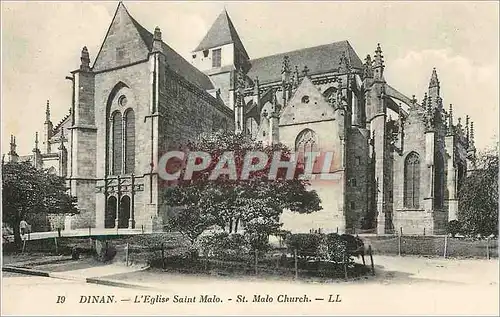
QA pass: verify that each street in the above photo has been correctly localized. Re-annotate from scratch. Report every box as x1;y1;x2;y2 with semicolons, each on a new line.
2;255;499;316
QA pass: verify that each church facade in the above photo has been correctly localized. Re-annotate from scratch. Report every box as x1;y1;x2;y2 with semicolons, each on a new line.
6;3;476;235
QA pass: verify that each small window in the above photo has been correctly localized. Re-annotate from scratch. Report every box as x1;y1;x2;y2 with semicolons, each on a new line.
355;156;361;166
203;50;209;58
118;95;128;107
350;201;355;209
301;95;310;104
116;47;125;62
212;48;221;68
351;178;357;187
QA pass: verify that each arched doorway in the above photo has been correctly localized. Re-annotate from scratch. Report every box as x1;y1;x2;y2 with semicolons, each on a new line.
119;196;130;229
105;196;117;228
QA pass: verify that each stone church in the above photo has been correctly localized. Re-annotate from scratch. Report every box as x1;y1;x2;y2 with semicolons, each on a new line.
6;2;477;235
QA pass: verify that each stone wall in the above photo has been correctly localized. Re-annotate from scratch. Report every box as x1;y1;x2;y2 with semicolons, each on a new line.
156;62;235;226
392;209;434;235
280;176;345;234
279;120;346;233
345;127;370;231
93;61;152;229
392;108;436;234
70;179;97;228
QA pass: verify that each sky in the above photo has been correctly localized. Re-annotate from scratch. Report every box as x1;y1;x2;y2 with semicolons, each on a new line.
2;1;499;156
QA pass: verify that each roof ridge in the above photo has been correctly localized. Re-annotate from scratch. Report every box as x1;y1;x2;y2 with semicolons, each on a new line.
250;40;350;62
129;15;154;49
224;11;248;58
247;40;363;85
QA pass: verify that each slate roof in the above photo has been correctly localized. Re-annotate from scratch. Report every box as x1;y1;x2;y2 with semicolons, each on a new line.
130;13;214;90
193;9;248;59
130;15;154;50
247;41;363;84
160;41;214;90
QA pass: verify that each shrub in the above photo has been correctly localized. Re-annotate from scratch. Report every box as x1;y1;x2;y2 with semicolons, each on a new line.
285;233;323;259
340;234;365;257
198;232;249;260
321;233;350;264
276;229;291;239
97;244;116;262
275;229;291;248
447;220;462;237
244;231;271;253
286;233;355;267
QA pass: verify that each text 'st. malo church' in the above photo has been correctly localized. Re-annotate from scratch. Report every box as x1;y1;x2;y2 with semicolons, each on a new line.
7;2;477;235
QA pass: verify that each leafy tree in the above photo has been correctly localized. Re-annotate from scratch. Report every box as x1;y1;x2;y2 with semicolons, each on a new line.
162;130;322;245
458;149;498;238
2;161;78;247
446;220;462;238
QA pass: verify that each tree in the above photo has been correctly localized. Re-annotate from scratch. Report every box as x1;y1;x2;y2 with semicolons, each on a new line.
458;149;498;238
162;130;322;245
2;161;78;247
447;220;461;238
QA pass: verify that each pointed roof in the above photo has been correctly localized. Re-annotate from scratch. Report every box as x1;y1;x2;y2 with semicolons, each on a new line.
93;2;214;90
247;41;363;85
194;9;248;58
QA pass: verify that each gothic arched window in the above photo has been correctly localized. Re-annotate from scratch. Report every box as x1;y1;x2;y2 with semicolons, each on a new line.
112;111;122;175
295;129;318;165
124;109;135;174
404;152;420;208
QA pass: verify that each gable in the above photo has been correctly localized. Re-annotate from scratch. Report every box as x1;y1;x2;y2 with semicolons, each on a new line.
93;3;151;72
280;77;336;126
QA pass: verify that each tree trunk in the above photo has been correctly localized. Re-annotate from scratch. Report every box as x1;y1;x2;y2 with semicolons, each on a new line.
234;218;240;232
12;216;22;249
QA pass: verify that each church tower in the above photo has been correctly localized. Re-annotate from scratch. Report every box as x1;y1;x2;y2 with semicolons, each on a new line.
191;8;249;113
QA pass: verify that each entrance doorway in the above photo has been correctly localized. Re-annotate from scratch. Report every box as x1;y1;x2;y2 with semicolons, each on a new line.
105;196;117;228
119;196;130;228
